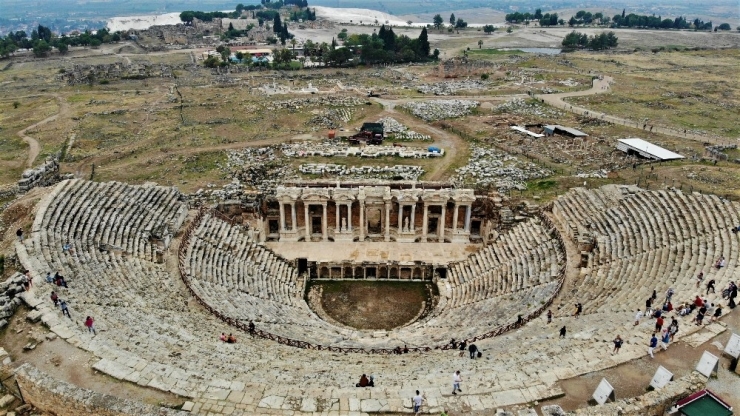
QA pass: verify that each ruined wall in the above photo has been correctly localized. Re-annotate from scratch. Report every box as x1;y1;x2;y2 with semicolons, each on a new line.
57;63;177;86
17;158;59;192
15;363;189;416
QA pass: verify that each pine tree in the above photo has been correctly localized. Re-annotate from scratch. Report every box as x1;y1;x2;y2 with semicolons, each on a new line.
418;27;430;57
273;14;282;33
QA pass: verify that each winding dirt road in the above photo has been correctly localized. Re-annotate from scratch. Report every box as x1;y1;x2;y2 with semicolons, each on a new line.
16;94;69;168
535;76;729;145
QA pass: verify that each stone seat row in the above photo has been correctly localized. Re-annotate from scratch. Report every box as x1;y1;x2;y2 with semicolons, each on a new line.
35;179;185;263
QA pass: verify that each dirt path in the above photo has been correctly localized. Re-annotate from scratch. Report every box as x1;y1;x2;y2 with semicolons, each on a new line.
535;76;728;145
16;94;70;168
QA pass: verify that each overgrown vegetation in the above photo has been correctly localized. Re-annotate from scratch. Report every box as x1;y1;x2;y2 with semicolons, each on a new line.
562;31;618;51
0;25;123;58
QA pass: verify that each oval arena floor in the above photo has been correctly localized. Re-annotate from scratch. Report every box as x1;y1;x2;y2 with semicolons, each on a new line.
16;179;740;415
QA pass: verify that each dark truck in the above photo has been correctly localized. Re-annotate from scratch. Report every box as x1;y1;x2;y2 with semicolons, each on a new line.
348;122;384;145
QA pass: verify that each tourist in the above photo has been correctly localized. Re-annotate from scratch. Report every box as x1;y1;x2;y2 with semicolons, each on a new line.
516;315;523;325
706;279;716;295
21;274;30;292
573;303;582;318
695;271;704;288
648;333;658;358
62;242;71;253
219;333;227;342
645;297;653;311
248;320;255;334
694;310;705;326
634;309;643;326
711;306;722;322
227;333;236;343
715;256;725;269
678;303;691;316
50;291;59;307
451;370;462;395
612;335;623;354
458;341;466;357
85;316;96;335
547;310;552;324
662;301;673;313
24;270;33;289
664;288;674;304
449;338;456;349
60;300;71;319
45;272;53;284
412;390;424;415
468;344;478;359
403;345;409;354
732;225;740;234
652;308;662;319
356;374;374;387
668;318;679;341
651;289;657;302
559;326;567;338
655;315;664;333
16;228;23;242
694;295;704;308
660;329;670;351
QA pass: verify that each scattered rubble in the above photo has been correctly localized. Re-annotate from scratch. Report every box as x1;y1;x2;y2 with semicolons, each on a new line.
224;147;298;195
493;98;564;118
266;96;365;110
401;100;479;121
306;108;354;129
282;141;442;158
452;145;553;192
299;164;423;180
377;117;431;141
416;80;488;95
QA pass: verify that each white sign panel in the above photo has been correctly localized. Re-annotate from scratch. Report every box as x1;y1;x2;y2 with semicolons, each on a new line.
724;333;740;359
696;351;719;378
592;378;615;405
649;366;674;389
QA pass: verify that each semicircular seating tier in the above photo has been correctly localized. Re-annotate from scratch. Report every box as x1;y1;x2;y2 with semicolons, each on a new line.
17;180;740;414
182;211;567;348
551;185;740;314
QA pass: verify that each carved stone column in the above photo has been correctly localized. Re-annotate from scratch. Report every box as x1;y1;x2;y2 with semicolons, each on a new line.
411;204;416;231
359;200;365;241
384;201;391;242
304;203;310;240
322;202;328;241
452;203;459;233
398;203;404;232
465;205;472;232
290;202;297;231
279;202;286;231
440;204;446;241
335;202;341;232
422;203;428;242
347;202;353;231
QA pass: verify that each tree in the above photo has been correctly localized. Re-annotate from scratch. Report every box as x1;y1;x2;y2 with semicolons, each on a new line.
449;13;456;26
455;19;467;29
56;42;69;54
433;14;443;30
432;48;440;59
337;28;348;41
32;40;51;57
534;9;543;20
478;39;483;48
273;14;282;33
483;25;496;34
717;23;731;30
568;16;577;27
407;20;413;26
418;27;430;57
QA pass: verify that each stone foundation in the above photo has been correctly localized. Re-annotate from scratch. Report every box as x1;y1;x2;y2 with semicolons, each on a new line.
14;363;188;416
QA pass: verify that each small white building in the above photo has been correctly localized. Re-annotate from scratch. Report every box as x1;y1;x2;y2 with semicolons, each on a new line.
616;138;684;160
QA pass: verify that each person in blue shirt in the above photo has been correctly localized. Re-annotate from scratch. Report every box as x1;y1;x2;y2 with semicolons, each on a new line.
648;333;658;358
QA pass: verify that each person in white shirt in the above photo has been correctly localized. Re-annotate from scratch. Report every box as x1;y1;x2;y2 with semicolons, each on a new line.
412;390;424;414
452;370;462;395
634;309;643;326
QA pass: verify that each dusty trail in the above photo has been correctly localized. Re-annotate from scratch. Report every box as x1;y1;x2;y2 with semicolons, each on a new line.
16;94;69;168
535;76;728;145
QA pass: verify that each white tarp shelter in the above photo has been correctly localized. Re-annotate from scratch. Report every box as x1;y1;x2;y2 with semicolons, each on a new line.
510;126;545;138
617;138;684;161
